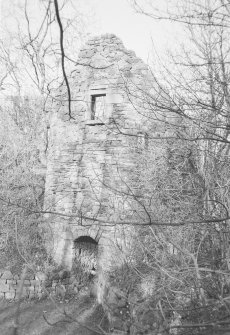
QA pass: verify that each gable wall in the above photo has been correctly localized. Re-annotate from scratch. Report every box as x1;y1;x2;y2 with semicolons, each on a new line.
43;34;154;272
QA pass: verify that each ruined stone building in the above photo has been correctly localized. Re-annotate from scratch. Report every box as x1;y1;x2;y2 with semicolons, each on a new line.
43;34;160;293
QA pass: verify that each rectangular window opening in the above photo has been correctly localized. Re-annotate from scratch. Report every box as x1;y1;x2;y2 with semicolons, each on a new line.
137;132;149;150
91;94;106;121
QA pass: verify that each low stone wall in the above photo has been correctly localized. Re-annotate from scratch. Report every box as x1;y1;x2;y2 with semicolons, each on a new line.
0;269;87;301
0;270;47;300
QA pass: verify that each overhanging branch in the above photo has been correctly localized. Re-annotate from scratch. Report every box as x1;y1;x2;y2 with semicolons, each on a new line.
54;0;73;119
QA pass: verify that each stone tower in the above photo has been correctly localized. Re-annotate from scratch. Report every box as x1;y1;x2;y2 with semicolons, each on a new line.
43;34;153;284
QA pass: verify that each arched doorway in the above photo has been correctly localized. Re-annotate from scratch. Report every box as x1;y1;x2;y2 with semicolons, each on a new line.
73;236;98;274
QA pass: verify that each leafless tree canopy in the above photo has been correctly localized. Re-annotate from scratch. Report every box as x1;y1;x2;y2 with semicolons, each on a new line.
1;0;230;334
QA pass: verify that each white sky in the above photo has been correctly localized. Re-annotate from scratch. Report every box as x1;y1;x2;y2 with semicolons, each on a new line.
0;0;184;95
0;0;183;61
85;0;183;62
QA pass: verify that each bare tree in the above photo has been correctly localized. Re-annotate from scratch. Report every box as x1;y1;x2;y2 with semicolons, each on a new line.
117;0;230;333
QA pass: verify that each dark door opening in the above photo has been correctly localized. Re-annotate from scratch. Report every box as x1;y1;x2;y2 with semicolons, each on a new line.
74;236;98;274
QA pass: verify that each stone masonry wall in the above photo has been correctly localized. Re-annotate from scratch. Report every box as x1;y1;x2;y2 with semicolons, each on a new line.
43;34;160;281
0;270;46;300
0;269;81;301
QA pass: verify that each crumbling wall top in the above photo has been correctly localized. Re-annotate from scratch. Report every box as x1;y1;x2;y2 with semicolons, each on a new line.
53;34;152;121
78;34;134;62
69;34;150;92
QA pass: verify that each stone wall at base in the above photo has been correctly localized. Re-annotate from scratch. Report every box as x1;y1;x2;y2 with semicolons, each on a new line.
0;270;46;300
0;269;91;301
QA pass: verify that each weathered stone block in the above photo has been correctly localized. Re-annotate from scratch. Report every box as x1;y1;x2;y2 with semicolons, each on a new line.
5;291;15;300
25;273;35;280
56;284;66;299
35;286;42;293
79;49;95;58
23;280;31;286
37;292;43;299
117;59;131;71
15;287;28;296
15;280;23;286
6;279;17;285
35;272;47;281
8;282;17;290
30;280;40;287
69;275;76;284
28;291;36;299
1;270;13;280
15;291;27;300
0;281;9;292
90;54;110;68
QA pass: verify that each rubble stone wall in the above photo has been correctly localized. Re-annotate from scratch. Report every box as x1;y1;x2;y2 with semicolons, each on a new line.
43;34;158;294
0;269;80;301
0;270;46;300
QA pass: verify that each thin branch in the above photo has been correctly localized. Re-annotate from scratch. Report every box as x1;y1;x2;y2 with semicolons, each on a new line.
53;0;72;119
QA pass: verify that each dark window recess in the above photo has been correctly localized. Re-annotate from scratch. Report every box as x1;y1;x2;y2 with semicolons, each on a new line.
137;132;149;150
91;94;106;120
